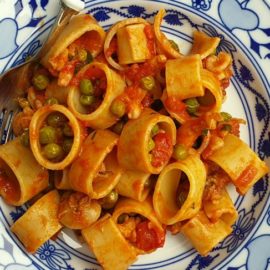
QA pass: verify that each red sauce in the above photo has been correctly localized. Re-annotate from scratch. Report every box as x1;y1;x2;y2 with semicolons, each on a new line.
144;25;156;57
0;170;20;203
135;221;165;251
123;58;165;86
105;37;118;58
151;132;173;168
176;118;205;147
118;86;145;113
235;164;257;192
141;94;153;108
164;96;190;122
74;31;102;53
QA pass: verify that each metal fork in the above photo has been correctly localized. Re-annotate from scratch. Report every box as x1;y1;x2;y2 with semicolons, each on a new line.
0;0;85;144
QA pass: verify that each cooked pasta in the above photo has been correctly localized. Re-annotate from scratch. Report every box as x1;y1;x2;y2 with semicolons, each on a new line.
0;8;268;270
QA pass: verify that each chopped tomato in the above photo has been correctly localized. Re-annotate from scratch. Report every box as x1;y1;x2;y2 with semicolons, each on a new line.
235;164;257;192
151;132;173;167
141;94;153;108
135;221;165;252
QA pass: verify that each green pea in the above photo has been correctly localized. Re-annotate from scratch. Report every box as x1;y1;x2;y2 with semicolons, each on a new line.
62;138;73;153
47;112;67;127
185;98;200;115
151;124;159;137
45;97;59;105
80;79;94;95
169;40;180;52
110;99;126;118
140;76;155;91
220;112;232;122
148;138;155;152
173;144;188;160
43;143;63;160
32;74;50;91
80;95;96;106
39;126;57;145
101;190;118;209
112;121;124;135
117;214;129;224
77;48;88;62
20;129;29;147
63;123;73;137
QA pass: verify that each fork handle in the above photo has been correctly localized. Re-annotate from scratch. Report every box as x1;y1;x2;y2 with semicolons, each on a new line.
39;0;85;57
62;0;85;11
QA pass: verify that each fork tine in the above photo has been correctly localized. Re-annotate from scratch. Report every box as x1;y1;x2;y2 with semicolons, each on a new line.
0;109;12;144
4;110;18;144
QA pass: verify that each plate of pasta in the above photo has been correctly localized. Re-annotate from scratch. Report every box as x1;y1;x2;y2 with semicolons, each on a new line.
0;0;269;270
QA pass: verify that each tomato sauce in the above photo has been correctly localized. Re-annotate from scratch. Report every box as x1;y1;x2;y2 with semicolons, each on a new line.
151;132;173;167
164;96;190;122
74;31;102;53
135;221;165;251
123;58;165;86
105;37;118;58
235;164;257;191
0;169;20;203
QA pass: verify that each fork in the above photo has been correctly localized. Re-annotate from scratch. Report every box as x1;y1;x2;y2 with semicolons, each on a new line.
0;0;85;144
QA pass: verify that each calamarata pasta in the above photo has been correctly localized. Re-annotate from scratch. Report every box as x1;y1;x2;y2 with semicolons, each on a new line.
0;9;268;270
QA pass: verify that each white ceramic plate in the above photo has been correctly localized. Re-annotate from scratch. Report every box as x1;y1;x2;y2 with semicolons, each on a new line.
0;0;269;269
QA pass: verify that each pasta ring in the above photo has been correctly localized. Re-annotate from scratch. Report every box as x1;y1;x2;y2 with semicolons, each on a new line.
29;104;82;170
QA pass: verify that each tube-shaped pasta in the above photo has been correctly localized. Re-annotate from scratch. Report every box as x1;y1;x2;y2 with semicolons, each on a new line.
153;154;206;225
117;108;176;174
41;14;105;69
115;170;152;202
69;130;122;198
104;17;149;70
53;168;72;190
58;191;101;229
208;134;269;195
67;62;126;129
154;9;182;58
112;197;164;254
45;80;70;105
181;211;232;256
117;23;152;65
203;188;238;226
166;55;204;100
0;138;49;206
82;214;137;270
11;190;62;253
198;69;223;113
191;31;220;59
29;104;82;170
